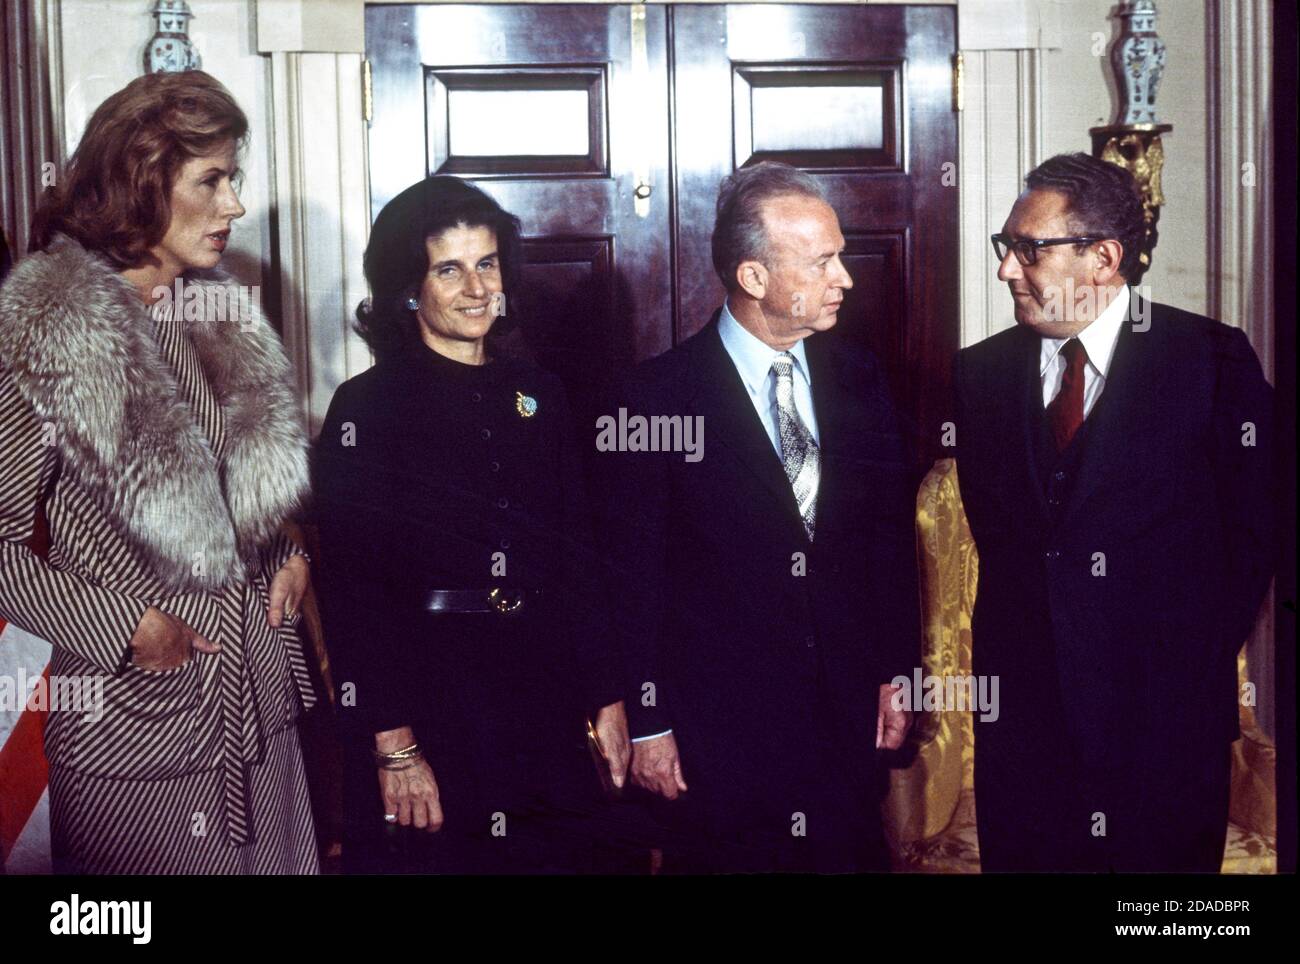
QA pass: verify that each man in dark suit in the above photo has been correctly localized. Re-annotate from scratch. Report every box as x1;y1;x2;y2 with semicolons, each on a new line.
955;152;1274;872
594;162;919;873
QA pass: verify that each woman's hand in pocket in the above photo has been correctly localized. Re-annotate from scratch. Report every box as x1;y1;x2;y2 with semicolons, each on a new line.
129;606;220;671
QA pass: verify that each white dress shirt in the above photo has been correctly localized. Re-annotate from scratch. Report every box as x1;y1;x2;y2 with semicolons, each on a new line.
717;300;820;456
1039;284;1130;416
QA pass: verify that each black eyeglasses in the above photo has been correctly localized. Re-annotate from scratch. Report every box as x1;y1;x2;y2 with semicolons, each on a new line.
990;233;1106;266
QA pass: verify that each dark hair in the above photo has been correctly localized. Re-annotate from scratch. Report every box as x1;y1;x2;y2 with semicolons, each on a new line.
1024;152;1147;280
29;71;248;268
355;176;524;360
712;161;828;292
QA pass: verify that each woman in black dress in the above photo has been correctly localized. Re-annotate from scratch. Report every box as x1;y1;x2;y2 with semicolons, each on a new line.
314;176;630;873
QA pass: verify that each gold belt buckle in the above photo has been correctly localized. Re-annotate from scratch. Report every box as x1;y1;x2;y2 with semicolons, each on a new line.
488;587;524;615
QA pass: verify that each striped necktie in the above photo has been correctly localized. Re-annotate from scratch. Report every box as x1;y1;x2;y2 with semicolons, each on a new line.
771;352;819;540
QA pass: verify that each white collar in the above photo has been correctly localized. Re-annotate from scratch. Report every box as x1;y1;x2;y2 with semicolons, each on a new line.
718;300;813;393
1039;284;1130;379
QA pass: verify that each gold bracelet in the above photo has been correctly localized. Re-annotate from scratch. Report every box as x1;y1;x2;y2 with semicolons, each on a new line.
373;742;421;766
379;755;422;772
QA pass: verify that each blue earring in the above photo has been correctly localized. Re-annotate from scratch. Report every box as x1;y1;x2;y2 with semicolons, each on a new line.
406;297;420;311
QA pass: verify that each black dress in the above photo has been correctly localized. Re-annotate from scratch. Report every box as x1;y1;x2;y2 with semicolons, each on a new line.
313;343;623;873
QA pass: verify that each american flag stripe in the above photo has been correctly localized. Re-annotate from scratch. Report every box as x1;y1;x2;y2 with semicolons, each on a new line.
0;620;52;872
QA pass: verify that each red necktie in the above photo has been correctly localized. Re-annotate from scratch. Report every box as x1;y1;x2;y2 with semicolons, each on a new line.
1047;338;1087;452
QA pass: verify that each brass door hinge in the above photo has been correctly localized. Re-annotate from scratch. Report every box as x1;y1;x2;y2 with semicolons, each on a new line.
953;52;964;112
362;58;373;124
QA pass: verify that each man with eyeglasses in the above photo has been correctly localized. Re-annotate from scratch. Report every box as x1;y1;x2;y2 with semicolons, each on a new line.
953;152;1274;872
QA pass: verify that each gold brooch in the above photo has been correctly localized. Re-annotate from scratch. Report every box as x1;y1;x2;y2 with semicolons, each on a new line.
515;391;538;418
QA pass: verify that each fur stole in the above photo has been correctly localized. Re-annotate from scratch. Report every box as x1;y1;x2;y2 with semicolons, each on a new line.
0;234;309;591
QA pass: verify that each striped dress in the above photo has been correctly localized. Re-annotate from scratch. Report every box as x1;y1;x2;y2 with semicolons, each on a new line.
0;290;318;874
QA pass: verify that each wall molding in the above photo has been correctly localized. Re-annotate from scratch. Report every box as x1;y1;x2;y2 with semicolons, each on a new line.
266;50;372;435
959;0;1061;51
257;0;363;54
958;46;1045;348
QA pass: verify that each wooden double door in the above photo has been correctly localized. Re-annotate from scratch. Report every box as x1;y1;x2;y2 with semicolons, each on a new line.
367;3;958;449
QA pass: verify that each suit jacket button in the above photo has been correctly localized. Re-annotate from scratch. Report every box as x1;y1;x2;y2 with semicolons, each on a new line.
497;497;509;509
500;539;511;550
472;391;483;403
481;428;491;440
804;635;816;649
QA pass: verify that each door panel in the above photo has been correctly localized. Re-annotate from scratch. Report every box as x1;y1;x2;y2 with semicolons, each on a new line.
733;64;900;168
514;237;619;407
428;67;607;176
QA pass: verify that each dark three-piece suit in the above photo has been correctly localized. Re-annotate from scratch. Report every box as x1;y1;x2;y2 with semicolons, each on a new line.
954;294;1275;872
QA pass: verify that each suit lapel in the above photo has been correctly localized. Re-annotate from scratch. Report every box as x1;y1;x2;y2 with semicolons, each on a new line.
1015;326;1052;523
688;320;806;534
1060;292;1165;526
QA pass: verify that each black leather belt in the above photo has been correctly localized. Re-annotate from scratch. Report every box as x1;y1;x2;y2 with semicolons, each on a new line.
423;588;541;615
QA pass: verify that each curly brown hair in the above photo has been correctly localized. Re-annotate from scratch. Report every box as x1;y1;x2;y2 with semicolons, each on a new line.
29;70;248;269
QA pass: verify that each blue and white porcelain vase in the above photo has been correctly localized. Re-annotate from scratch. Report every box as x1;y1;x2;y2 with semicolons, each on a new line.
144;0;201;74
1111;0;1166;126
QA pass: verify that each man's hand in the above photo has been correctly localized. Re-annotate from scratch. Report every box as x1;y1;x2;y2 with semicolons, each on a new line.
592;700;631;789
630;731;688;800
375;726;443;832
876;682;913;750
129;606;220;671
268;554;310;628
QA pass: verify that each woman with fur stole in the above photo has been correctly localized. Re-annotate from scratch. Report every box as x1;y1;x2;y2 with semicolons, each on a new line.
0;71;317;874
